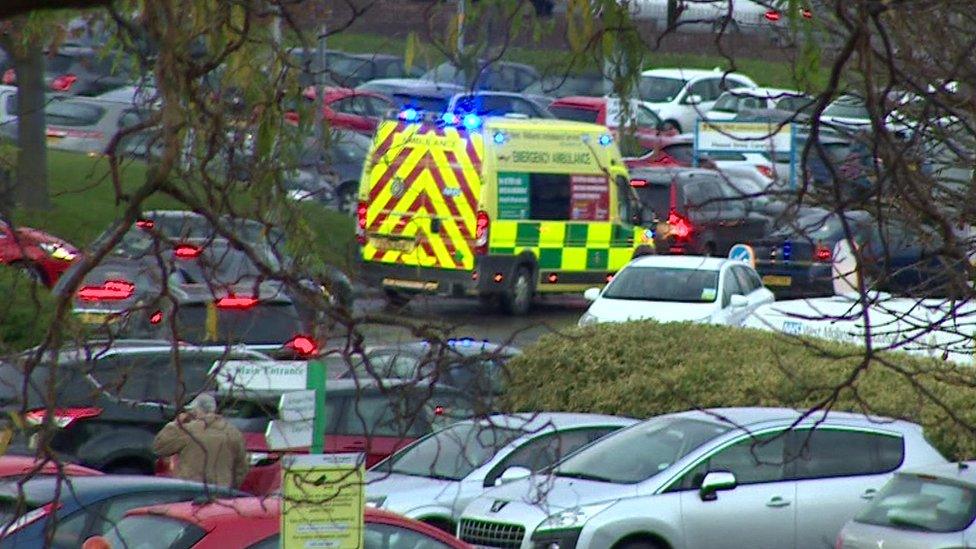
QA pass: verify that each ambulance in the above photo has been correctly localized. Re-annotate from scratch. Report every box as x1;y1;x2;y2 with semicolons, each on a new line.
356;110;655;314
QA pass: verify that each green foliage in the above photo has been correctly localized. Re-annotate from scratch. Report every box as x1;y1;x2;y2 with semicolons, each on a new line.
0;270;61;352
505;321;976;460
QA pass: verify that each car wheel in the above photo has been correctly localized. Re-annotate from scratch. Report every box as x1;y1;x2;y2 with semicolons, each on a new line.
662;119;681;133
617;540;666;549
704;242;717;257
500;266;534;315
337;183;358;216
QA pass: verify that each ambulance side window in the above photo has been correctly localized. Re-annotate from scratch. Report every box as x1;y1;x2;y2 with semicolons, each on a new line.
529;173;572;220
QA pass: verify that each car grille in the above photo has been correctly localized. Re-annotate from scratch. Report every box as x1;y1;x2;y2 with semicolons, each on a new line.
458;518;526;548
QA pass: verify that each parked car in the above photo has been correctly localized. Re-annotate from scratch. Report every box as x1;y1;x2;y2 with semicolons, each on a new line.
448;91;552;119
292;87;394;134
638;68;756;132
285;47;351;87
85;497;473;548
627;167;770;256
219;378;481;495
458;407;946;549
523;73;609;98
327;53;426;88
706;86;812;121
420;60;541;93
285;130;370;213
579;255;774;326
0;340;270;474
548;96;663;154
367;412;635;532
0;85;17;128
341;338;519;399
357;80;464;113
0;222;78;286
837;461;976;549
822;94;872;131
748;211;965;299
0;475;241;548
3;46;135;96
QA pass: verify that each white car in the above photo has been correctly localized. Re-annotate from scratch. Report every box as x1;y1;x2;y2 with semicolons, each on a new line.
706;86;812;121
579;255;774;326
365;413;636;531
638;68;756;133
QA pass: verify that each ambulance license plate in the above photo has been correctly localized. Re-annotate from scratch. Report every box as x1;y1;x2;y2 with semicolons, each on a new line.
762;275;792;287
369;236;414;252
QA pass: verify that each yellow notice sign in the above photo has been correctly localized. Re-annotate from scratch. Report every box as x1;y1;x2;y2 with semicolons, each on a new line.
281;453;365;549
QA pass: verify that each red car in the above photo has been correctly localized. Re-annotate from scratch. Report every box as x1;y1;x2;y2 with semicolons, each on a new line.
286;87;394;134
548;95;671;154
0;456;102;478
0;222;79;286
623;132;697;169
84;497;473;549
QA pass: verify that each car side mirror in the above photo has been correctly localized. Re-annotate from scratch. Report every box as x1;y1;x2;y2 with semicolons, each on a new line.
684;94;703;105
583;287;602;301
729;294;748;308
494;466;531;486
699;471;737;501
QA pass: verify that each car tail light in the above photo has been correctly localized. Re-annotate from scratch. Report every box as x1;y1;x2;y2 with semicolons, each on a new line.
756;165;775;179
764;10;781;21
135;219;155;230
173;244;202;259
356;200;368;245
630;179;648;188
802;8;813;19
1;502;61;535
814;242;833;262
434;405;445;416
216;296;259;309
475;210;490;255
76;280;134;301
285;335;319;357
667;210;694;241
50;74;77;92
24;407;102;428
149;310;163;324
2;69;15;85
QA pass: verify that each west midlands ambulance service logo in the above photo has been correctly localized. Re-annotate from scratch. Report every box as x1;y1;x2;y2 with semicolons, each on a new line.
391;177;405;198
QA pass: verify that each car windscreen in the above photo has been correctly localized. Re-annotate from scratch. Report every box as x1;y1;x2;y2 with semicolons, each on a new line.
391;94;449;113
548;105;599;123
601;267;720;303
554;417;729;484
824;100;869;120
855;474;976;533
379;422;522;481
101;515;207;549
638;76;687;103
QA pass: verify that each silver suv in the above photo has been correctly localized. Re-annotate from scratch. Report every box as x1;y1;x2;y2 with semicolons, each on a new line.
457;407;946;549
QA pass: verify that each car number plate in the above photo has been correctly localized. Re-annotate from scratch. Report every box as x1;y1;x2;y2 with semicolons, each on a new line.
382;278;438;291
369;236;415;252
762;275;793;287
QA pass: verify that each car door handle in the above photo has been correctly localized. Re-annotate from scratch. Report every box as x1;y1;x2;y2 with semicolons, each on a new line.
766;496;791;508
861;488;878;500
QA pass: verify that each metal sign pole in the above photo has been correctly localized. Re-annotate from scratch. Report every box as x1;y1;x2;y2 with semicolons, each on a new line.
306;360;326;454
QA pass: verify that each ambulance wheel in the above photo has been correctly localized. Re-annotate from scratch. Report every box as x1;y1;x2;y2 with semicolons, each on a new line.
500;266;534;315
383;289;411;309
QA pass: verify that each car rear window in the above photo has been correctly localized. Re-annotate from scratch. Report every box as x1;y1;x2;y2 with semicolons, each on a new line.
855;474;976;533
602;266;720;303
633;183;672;220
391;94;449;113
101;515;206;549
548;105;599;123
154;302;303;346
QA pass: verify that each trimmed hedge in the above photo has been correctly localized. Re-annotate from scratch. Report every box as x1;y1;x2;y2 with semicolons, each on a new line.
504;321;976;460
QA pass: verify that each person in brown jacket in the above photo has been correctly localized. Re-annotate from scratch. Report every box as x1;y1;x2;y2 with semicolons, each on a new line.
153;393;248;488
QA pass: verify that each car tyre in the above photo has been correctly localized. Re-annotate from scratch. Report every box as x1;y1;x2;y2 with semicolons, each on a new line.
662;119;681;133
617;539;666;549
500;266;534;315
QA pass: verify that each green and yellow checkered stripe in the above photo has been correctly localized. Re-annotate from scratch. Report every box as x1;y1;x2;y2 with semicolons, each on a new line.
488;221;637;271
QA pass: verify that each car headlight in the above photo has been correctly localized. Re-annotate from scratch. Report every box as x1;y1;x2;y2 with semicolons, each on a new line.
578;312;599;327
537;502;613;531
366;496;386;508
38;242;77;261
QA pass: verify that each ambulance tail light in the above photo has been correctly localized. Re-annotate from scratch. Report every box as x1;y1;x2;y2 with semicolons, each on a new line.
356;200;368;245
475;210;490;255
